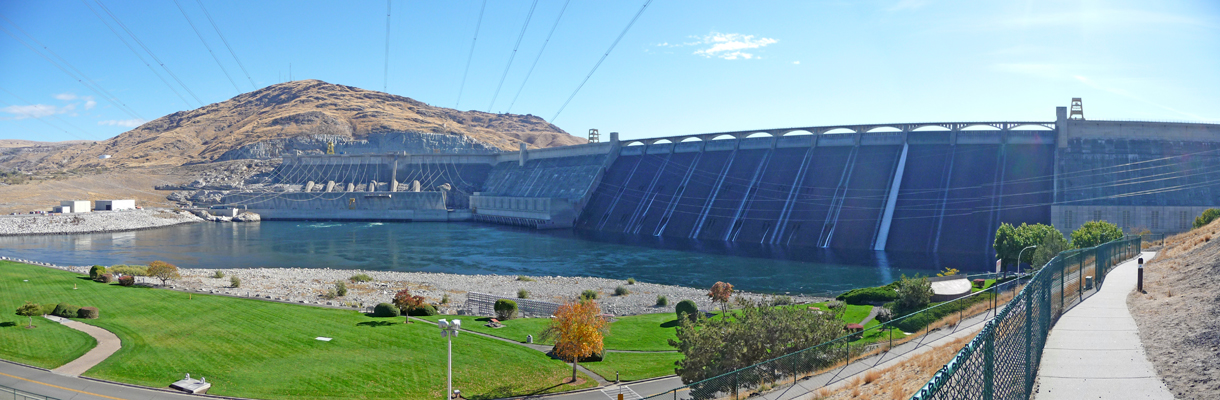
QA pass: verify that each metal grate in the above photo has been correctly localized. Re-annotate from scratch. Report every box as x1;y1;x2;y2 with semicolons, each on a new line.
464;292;561;318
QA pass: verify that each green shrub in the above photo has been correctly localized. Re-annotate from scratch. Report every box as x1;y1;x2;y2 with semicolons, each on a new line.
894;274;933;315
334;281;347;297
212;271;225;279
89;265;106;280
322;289;339;300
614;285;630;296
40;303;57;315
77;307;99;319
95;273;113;283
581;290;598;301
440;294;450;304
675;299;699;321
517;289;529;299
230;276;241;288
656;295;669;307
1070;220;1123;249
53;303;80;319
836;287;899;305
494;299;518;320
349;274;373;283
110;265;147;276
118;275;135;286
627;277;636;285
372;303;400;317
516;275;534;282
771;295;794;306
407;304;438;316
1195;208;1220;229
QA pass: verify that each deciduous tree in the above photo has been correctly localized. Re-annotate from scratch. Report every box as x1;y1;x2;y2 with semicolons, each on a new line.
894;274;932;315
542;299;608;382
1070;220;1123;249
994;223;1061;273
392;288;426;317
146;261;180;286
16;301;41;328
707;281;734;319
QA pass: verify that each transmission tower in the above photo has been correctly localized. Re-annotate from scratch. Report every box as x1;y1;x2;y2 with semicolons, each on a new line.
588;129;600;143
1069;98;1085;120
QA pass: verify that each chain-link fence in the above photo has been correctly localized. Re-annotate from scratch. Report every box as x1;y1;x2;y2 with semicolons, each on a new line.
909;235;1142;400
645;269;1028;400
0;383;60;400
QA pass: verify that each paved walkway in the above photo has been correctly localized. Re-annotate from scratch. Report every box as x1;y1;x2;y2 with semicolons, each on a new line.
1034;251;1173;400
46;316;122;377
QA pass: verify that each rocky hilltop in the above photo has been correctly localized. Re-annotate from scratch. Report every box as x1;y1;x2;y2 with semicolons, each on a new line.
8;80;584;171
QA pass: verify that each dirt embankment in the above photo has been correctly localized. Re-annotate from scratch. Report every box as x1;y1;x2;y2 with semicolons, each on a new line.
1128;220;1220;400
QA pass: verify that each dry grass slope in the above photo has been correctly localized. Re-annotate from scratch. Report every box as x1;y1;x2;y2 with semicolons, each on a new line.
1128;219;1220;400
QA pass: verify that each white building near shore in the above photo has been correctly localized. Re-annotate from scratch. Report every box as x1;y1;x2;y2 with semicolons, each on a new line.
59;200;90;213
95;200;136;211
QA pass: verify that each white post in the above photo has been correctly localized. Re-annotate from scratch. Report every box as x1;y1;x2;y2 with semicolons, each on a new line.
447;335;452;400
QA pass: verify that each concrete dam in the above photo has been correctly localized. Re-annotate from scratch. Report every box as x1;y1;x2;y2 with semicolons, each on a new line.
223;106;1220;258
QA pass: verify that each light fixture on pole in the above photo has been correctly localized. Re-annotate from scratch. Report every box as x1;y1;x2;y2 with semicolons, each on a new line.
1016;245;1037;276
438;318;461;399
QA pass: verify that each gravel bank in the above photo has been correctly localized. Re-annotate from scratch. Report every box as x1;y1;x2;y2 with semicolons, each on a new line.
14;259;826;317
0;209;202;236
1128;223;1220;400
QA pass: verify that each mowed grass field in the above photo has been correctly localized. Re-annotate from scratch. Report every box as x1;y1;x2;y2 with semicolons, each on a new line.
0;261;594;399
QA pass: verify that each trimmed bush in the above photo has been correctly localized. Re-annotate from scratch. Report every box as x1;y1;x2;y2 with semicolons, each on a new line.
656;295;668;307
230;276;241;288
89;265;106;280
77;307;99;319
407;304;438;316
40;303;57;315
95;273;113;283
836;286;900;305
517;289;529;299
581;290;598;301
494;299;518;320
675;299;699;321
349;273;373;283
53;303;80;319
614;285;630;296
110;265;147;277
118;275;135;287
372;303;400;317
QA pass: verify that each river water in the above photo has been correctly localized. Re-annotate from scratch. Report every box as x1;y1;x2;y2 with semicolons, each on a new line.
0;221;991;296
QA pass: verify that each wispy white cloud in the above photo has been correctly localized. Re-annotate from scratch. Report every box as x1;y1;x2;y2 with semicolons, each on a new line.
54;93;77;101
97;118;144;128
1;104;61;120
660;32;778;60
792;61;801;65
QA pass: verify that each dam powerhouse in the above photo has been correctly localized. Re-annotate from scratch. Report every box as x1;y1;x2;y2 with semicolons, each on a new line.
221;103;1220;260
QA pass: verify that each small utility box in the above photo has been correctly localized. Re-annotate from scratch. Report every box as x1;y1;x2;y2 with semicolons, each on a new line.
1084;275;1094;290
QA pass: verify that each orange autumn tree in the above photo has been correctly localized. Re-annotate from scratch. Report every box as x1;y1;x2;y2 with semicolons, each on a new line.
542;299;609;382
708;281;734;319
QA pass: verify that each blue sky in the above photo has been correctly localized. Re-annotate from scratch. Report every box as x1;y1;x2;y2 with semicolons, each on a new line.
1;0;1217;143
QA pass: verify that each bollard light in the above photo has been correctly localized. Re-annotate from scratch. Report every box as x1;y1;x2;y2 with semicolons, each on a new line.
1137;258;1145;293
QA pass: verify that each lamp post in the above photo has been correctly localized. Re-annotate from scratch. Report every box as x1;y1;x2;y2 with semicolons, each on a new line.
438;319;461;399
1016;245;1037;276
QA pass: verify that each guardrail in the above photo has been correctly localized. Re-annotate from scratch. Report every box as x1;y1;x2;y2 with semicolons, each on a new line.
646;271;1027;399
909;235;1142;400
0;382;60;400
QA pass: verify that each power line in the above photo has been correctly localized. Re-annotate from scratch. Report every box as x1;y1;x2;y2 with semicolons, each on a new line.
172;0;241;93
487;0;539;112
194;0;255;90
384;0;392;92
506;0;570;113
551;0;652;122
455;0;488;109
0;19;145;121
94;0;204;106
79;0;193;108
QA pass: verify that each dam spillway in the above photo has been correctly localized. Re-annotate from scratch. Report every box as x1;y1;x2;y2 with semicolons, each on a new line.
222;106;1220;262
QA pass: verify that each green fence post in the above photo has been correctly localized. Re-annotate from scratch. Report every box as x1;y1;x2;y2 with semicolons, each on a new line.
983;326;995;400
1025;282;1033;395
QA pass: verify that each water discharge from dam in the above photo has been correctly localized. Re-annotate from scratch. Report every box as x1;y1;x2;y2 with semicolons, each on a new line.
0;221;986;296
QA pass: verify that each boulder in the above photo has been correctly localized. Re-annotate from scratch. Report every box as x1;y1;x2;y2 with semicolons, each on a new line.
233;212;262;222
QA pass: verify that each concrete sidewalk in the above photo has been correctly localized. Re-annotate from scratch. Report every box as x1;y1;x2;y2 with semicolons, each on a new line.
45;316;122;377
1034;251;1173;400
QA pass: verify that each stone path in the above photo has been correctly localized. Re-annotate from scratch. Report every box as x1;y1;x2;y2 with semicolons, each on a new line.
1034;251;1173;400
44;316;122;377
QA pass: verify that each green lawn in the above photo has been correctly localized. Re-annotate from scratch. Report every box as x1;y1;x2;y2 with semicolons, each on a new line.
583;352;683;382
0;261;595;399
419;312;682;352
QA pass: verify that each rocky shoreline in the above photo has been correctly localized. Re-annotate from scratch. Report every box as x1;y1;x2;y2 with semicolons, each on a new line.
0;209;203;236
8;258;827;317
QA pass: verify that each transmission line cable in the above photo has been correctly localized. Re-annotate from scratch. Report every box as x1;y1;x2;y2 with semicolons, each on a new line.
172;0;241;93
455;0;488;109
384;0;392;92
506;0;570;113
94;0;205;106
487;0;539;112
551;0;652;122
0;23;144;121
78;0;193;107
193;0;255;90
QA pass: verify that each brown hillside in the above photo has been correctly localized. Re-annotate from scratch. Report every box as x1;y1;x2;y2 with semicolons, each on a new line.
22;80;583;170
